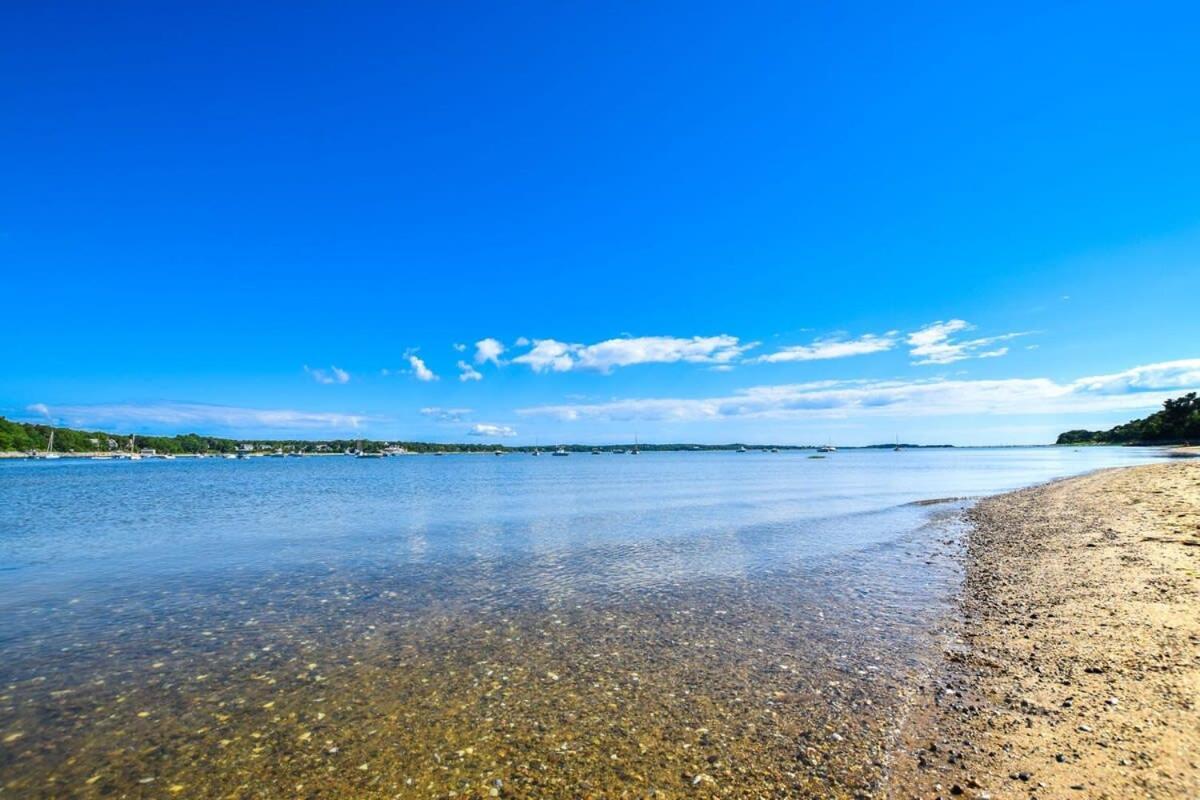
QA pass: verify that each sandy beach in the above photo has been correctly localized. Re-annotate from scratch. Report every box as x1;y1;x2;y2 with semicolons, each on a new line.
891;462;1200;799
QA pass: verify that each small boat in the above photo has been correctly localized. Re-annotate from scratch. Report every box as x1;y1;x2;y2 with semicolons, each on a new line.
552;447;569;457
612;448;626;454
631;435;639;455
893;435;902;452
223;453;237;460
161;453;176;460
434;451;446;456
591;448;601;455
817;445;836;453
356;450;384;458
494;449;504;456
737;445;747;453
771;447;779;453
33;430;61;460
92;455;113;461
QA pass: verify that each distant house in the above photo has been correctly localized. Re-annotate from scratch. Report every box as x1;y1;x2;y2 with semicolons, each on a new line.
314;443;332;452
106;438;119;451
139;447;156;456
237;443;255;453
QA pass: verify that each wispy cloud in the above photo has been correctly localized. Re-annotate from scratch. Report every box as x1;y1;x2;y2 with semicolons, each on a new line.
511;335;756;373
467;422;517;437
26;403;52;420
407;354;438;382
304;364;351;384
753;332;897;363
906;320;1026;365
24;402;373;432
1072;359;1200;394
475;338;506;366
457;360;483;382
517;359;1200;423
420;407;472;422
512;339;576;372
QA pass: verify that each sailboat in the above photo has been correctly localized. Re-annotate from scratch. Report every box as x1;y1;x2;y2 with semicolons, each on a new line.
893;435;902;452
552;446;569;457
631;434;639;455
34;429;61;459
355;440;384;458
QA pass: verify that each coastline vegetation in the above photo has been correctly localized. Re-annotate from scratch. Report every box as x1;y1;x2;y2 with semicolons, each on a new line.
1057;392;1200;445
0;417;955;455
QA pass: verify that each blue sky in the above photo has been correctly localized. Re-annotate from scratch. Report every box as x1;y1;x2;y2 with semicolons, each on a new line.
3;2;1199;445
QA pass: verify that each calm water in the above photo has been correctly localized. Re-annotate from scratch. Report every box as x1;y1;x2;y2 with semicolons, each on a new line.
0;447;1169;797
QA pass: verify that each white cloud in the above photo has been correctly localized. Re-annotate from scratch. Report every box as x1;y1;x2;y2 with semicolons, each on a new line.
512;339;578;373
407;354;438;382
467;423;517;437
420;407;472;422
754;332;897;363
517;359;1200;423
475;338;506;366
453;343;467;352
1072;359;1200;395
26;402;372;432
26;403;51;419
907;320;1026;365
457;360;483;382
305;365;351;384
512;335;756;374
514;336;530;347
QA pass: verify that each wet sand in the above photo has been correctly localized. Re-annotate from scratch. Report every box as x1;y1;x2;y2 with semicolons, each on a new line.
890;462;1200;799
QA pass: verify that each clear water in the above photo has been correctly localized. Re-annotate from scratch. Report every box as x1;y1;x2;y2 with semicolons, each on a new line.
0;447;1170;797
0;447;1167;602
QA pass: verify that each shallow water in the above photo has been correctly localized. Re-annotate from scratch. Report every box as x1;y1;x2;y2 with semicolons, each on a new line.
0;447;1169;797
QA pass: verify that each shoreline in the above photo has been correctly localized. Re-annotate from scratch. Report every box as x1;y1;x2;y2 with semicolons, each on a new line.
889;462;1200;799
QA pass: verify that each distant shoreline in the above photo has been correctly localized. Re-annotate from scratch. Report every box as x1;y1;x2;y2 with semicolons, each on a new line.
8;445;1197;461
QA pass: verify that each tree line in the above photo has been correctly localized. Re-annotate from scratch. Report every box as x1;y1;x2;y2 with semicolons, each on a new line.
1057;392;1200;445
0;417;839;454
